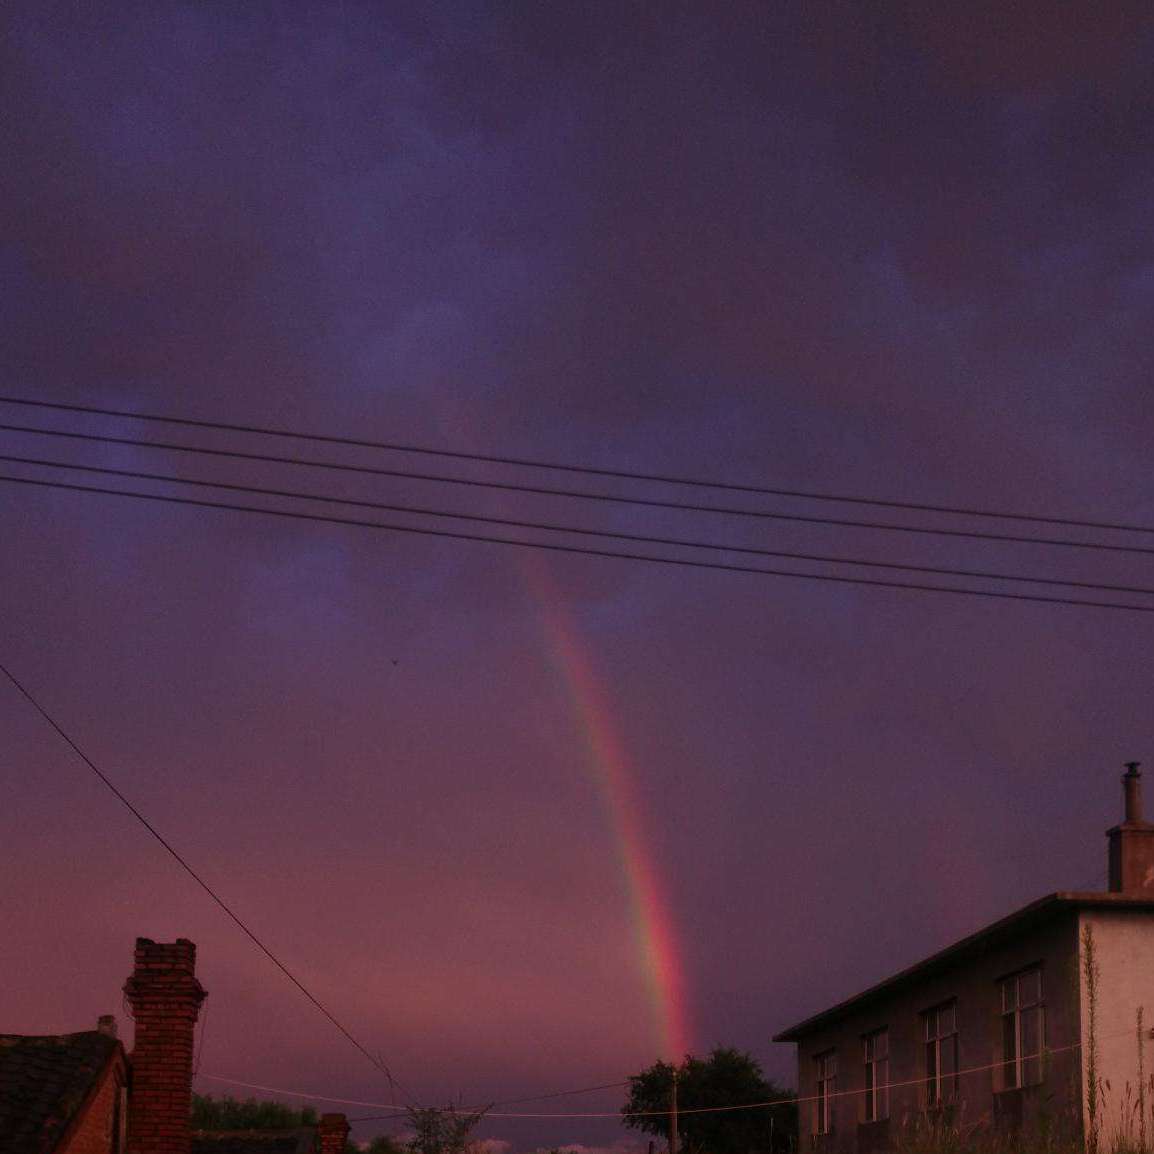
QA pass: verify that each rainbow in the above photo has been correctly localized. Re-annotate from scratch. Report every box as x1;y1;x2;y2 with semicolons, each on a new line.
521;554;692;1061
421;398;692;1058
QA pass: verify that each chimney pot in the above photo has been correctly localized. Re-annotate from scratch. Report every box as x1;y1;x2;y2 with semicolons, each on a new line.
1108;761;1154;895
97;1015;117;1038
1124;762;1143;824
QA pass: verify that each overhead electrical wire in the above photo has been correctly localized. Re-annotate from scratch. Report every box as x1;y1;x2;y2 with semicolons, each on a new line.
3;394;1152;537
4;451;1154;599
212;1027;1131;1123
492;1079;642;1108
0;658;414;1106
196;1074;412;1112
2;419;1152;558
198;1073;632;1114
5;395;1142;1123
4;471;1154;614
193;999;210;1077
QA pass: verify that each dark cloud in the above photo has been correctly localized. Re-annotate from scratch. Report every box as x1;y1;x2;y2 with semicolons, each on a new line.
2;2;1154;1147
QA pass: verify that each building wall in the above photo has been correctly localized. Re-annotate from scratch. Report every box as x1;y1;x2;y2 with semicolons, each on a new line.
792;911;1082;1154
59;1060;126;1154
1077;909;1154;1151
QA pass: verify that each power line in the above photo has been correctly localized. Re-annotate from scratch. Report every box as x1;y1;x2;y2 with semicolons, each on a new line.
404;1032;1104;1118
2;420;1154;558
0;658;414;1105
5;450;1154;600
193;998;210;1077
197;1073;631;1115
228;1027;1126;1122
457;1080;637;1114
3;394;1152;537
196;1073;412;1112
4;471;1154;614
491;1079;633;1108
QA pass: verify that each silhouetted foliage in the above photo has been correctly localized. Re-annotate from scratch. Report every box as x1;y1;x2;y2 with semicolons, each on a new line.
405;1104;489;1154
623;1048;796;1154
192;1093;319;1130
367;1136;407;1154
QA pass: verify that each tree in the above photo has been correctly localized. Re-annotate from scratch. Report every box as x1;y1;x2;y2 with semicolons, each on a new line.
191;1094;318;1130
622;1048;796;1154
405;1103;489;1154
191;1094;360;1152
368;1136;407;1154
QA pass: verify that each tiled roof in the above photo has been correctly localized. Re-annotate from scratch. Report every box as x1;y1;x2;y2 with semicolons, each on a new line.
0;1031;121;1154
192;1130;318;1154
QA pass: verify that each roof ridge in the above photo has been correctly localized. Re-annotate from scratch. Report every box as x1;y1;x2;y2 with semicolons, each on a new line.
774;890;1154;1041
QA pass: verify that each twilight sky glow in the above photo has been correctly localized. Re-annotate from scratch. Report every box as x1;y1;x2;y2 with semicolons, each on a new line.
3;3;1154;1149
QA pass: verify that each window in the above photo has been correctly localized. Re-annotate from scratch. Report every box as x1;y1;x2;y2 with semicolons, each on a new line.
1001;967;1044;1088
923;1001;958;1105
862;1029;889;1121
814;1050;837;1135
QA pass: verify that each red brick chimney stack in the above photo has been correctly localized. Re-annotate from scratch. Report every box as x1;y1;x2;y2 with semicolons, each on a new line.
123;938;207;1154
318;1113;351;1154
1108;763;1154;896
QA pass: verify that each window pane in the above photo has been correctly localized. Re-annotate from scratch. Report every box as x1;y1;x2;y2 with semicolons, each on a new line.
942;1036;958;1099
1021;969;1042;1006
1022;1007;1040;1058
1002;1013;1019;1089
926;1042;938;1101
941;1003;956;1035
876;1030;889;1059
879;1059;890;1119
864;1035;875;1062
1002;978;1017;1013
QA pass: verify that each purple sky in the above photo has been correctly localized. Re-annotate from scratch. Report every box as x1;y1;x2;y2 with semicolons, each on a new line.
3;3;1154;1149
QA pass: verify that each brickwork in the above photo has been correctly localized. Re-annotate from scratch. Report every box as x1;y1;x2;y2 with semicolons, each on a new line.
123;938;207;1154
318;1113;350;1154
59;1060;126;1154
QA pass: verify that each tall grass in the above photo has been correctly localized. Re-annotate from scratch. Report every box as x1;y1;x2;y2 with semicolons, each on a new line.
883;928;1152;1154
1139;1007;1147;1153
1085;926;1100;1154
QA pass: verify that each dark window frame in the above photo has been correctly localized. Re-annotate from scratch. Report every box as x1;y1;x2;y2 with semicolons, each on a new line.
922;1000;959;1106
862;1028;890;1122
999;965;1045;1090
814;1049;838;1135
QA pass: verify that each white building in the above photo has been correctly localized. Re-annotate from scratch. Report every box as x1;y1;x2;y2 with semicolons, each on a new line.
774;765;1154;1152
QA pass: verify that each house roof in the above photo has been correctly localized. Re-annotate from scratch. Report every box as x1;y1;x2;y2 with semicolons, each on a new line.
0;1031;122;1154
192;1130;318;1154
773;891;1154;1042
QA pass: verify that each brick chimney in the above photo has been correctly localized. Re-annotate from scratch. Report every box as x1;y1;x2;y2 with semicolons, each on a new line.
1108;763;1154;896
318;1113;350;1154
123;938;207;1154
